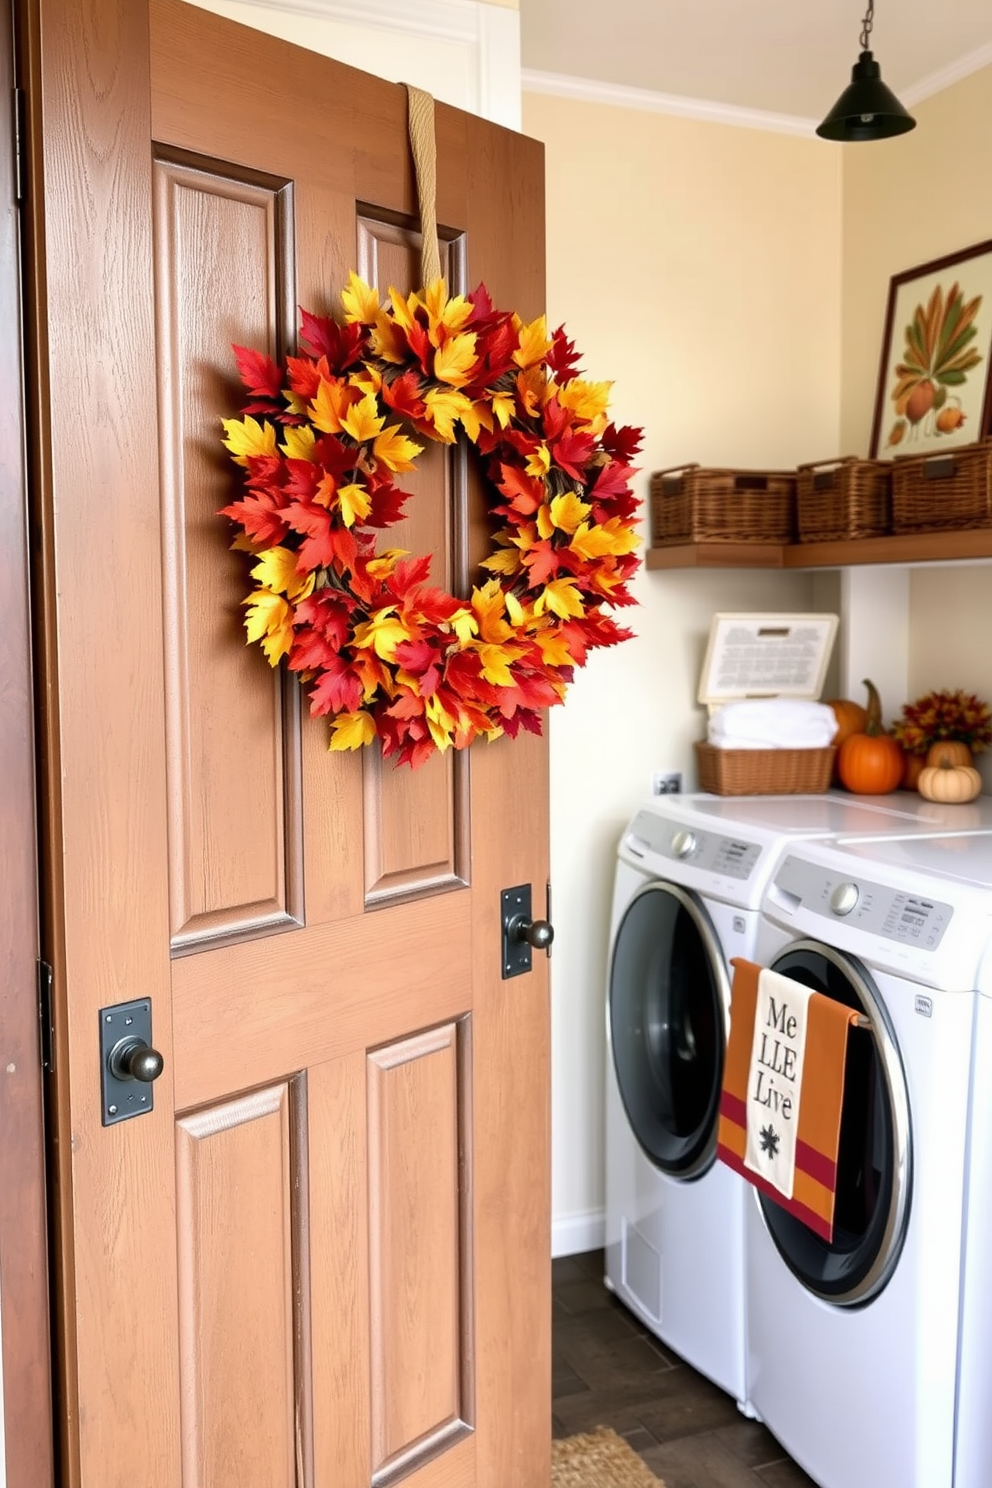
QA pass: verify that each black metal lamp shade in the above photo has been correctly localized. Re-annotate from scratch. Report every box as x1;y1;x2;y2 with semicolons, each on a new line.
816;50;916;141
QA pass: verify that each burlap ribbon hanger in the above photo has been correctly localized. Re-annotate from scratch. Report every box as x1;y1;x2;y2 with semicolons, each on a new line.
404;84;442;288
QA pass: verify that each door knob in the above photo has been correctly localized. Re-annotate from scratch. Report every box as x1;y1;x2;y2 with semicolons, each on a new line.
108;1036;165;1084
509;914;554;952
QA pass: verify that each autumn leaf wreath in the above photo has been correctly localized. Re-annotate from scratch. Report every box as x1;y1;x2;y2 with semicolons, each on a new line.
220;273;643;767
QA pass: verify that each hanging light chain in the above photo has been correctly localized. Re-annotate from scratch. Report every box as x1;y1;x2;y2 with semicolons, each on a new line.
859;0;875;53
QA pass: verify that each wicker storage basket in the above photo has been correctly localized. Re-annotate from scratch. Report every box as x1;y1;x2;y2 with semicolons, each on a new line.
796;457;892;542
891;439;992;534
650;464;797;545
694;742;836;796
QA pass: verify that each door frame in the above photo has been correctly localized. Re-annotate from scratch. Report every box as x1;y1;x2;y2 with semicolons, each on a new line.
0;1;55;1482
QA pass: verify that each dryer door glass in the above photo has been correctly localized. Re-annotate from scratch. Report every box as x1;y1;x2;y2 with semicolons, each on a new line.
609;881;729;1179
759;943;911;1306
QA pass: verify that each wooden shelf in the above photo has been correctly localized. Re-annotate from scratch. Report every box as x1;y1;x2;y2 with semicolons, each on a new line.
645;528;992;571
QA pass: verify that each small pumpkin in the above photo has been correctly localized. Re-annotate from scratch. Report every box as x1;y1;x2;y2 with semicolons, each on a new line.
900;752;926;791
837;678;905;796
917;759;983;804
925;739;973;769
825;697;869;749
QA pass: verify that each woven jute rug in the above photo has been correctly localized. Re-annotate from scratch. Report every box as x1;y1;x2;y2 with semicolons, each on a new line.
551;1427;667;1488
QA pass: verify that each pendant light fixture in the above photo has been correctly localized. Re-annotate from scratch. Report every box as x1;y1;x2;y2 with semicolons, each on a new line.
816;0;916;142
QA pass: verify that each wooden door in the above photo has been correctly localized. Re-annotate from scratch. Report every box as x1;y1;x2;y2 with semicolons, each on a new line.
19;2;550;1485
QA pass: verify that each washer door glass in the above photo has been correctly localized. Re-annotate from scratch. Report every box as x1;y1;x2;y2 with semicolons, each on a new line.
609;881;729;1179
759;942;912;1306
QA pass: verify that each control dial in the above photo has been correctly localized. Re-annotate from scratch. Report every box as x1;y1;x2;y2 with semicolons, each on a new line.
671;830;697;859
830;881;860;917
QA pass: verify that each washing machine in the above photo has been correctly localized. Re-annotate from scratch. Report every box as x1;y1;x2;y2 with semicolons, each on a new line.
603;788;975;1407
746;829;992;1488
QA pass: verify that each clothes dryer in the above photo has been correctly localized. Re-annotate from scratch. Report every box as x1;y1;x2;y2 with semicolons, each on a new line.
746;829;992;1488
604;789;963;1407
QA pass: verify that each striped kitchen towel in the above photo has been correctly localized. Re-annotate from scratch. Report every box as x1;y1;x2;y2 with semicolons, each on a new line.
717;957;860;1242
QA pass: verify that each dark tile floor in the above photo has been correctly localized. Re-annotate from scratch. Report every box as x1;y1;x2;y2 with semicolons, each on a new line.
552;1249;818;1488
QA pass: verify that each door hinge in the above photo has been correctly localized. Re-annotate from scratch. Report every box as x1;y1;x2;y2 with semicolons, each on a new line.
13;88;25;204
37;959;53;1072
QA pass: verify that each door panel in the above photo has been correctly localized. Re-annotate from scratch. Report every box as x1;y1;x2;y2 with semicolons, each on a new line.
23;1;549;1485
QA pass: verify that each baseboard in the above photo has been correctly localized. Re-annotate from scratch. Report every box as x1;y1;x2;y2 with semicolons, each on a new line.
551;1207;605;1258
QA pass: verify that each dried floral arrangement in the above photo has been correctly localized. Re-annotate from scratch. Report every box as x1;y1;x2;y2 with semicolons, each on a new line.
220;275;642;768
890;688;992;756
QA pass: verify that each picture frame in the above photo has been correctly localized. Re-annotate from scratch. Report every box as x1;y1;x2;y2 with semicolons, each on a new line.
869;239;992;460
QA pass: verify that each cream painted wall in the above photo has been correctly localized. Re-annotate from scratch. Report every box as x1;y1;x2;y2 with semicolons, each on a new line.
840;64;992;794
523;91;843;1249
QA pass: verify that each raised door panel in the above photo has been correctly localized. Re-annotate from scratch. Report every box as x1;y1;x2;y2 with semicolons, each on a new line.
153;157;303;950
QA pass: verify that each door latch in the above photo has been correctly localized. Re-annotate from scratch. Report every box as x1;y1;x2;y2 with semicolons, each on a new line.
99;998;165;1126
501;884;554;979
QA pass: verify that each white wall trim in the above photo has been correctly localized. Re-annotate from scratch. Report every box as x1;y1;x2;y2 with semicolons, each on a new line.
552;1207;605;1259
521;68;816;138
201;0;522;129
900;41;992;107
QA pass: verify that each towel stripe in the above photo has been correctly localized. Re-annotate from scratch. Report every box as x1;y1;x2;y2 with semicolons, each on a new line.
718;957;856;1243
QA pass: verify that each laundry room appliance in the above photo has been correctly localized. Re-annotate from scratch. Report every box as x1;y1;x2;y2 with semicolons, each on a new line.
746;829;992;1488
603;788;964;1406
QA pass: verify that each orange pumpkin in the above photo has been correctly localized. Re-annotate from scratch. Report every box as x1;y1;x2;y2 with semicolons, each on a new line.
837;679;905;795
900;752;926;791
925;740;973;769
825;697;869;749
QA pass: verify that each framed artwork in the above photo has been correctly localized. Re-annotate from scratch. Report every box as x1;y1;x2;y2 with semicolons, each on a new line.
869;239;992;459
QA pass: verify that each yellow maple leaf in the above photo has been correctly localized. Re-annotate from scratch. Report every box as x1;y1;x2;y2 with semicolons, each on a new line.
433;332;479;388
328;711;377;751
250;546;314;601
570;518;641;562
558;378;612;427
460;400;493;443
534;628;576;668
535;578;585;620
480;547;522;577
425;693;458;751
516;367;546;420
373;423;424;473
513;315;553;370
477;642;524;688
338;482;372;528
350;365;382;398
243;589;294;665
341;393;386;444
423;280;474;343
424;386;473;443
370;313;408;365
222;415;277;467
341;272;380;325
281;424;316;462
309;377;357;435
526;444;551;479
387;285;419;335
550;491;591;535
504;590;529;629
490;392;516;430
471;579;515;643
352;606;411;661
535;505;554;541
450;606;479;646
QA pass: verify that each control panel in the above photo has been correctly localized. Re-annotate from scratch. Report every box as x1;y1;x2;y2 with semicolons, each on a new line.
772;854;954;951
626;811;762;881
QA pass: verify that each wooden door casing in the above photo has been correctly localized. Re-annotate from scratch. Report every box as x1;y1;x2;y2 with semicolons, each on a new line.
21;1;550;1486
0;1;55;1481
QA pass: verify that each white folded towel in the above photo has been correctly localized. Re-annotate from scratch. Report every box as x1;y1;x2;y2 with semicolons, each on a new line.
708;699;838;750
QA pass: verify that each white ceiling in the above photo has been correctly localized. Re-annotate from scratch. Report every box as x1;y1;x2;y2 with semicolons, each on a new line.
519;0;992;123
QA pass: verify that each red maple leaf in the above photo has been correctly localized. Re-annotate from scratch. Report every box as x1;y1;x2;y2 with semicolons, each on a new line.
298;309;366;371
546;326;582;382
497;462;545;515
219;491;289;547
233;345;284;400
306;655;364;717
601;423;643;463
521;539;560;588
382;369;427;422
552;429;597;481
294;591;355;650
